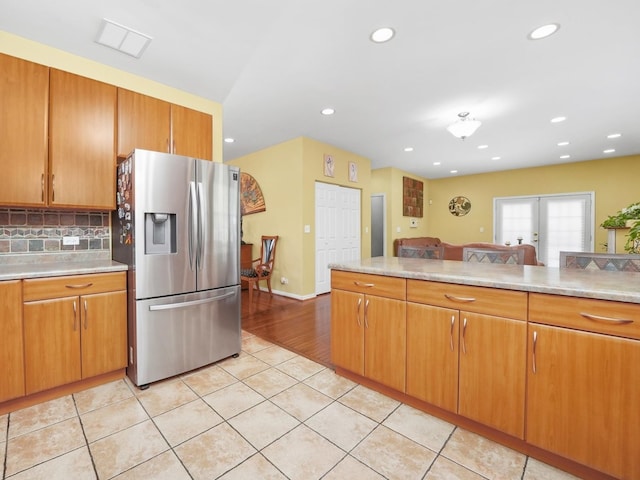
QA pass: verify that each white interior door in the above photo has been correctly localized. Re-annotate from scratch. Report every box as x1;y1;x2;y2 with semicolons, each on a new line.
494;192;593;267
315;182;361;294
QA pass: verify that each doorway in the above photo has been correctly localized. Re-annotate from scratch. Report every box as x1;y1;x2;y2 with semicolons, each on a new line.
371;193;386;257
494;192;594;267
315;182;361;294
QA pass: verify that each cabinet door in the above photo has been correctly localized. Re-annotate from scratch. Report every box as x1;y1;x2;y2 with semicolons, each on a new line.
458;312;526;438
171;104;213;160
0;280;25;402
527;324;640;480
0;53;49;206
81;291;128;378
49;69;116;209
24;297;82;394
406;303;458;412
117;89;171;157
330;289;364;375
364;295;406;392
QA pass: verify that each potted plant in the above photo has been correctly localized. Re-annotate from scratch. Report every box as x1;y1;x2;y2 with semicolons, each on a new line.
601;202;640;253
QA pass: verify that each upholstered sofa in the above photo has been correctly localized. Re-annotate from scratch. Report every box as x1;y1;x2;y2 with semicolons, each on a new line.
393;236;542;266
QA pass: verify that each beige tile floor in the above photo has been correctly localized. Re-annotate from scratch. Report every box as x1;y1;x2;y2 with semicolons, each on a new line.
1;331;581;480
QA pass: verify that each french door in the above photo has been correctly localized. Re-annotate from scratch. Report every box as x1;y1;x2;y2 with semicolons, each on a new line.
494;193;594;267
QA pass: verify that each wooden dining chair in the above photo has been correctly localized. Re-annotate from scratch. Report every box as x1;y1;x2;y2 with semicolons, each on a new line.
240;235;279;311
463;247;525;265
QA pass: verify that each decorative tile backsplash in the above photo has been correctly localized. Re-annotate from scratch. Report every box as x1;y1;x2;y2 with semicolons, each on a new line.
0;209;110;255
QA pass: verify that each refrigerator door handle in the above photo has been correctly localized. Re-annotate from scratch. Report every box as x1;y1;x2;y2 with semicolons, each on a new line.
148;291;236;311
188;181;197;270
196;182;205;270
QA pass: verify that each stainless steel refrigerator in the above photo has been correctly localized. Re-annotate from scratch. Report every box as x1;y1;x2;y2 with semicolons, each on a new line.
112;149;241;388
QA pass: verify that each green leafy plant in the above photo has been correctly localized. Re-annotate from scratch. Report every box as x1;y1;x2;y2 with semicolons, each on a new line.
601;202;640;253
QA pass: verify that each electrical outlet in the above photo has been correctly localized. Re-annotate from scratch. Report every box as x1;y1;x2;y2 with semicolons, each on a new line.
63;236;80;246
280;276;288;284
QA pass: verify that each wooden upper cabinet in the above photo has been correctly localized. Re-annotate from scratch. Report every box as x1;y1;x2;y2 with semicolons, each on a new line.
117;89;213;160
171;104;213;160
0;54;49;207
49;69;116;209
117;88;171;157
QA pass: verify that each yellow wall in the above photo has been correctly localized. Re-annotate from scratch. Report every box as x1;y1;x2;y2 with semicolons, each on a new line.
372;168;431;256
0;31;223;162
228;137;371;298
425;155;640;252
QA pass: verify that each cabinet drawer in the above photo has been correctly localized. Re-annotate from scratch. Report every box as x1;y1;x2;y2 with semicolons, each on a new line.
407;280;527;321
331;270;406;300
23;272;126;301
529;293;640;340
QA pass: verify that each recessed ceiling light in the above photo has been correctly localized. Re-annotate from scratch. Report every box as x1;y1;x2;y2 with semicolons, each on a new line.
477;144;489;150
528;23;560;40
224;137;235;143
450;170;458;174
321;108;335;116
370;27;395;43
433;162;441;166
551;116;566;123
607;133;622;139
404;147;414;152
491;156;501;161
604;148;616;154
557;141;570;146
560;154;571;159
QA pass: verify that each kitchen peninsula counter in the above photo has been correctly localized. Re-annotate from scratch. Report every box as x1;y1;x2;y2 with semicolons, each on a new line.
329;256;640;304
329;256;640;480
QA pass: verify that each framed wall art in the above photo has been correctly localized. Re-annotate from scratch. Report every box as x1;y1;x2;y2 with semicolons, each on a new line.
323;154;335;177
348;161;358;182
402;176;423;217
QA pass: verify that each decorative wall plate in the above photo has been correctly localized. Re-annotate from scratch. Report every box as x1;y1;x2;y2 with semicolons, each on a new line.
449;196;471;216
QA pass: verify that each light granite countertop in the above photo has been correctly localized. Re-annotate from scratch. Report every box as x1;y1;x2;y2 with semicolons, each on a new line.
0;253;127;281
329;257;640;304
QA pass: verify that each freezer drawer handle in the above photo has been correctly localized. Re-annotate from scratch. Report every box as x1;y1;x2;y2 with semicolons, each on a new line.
148;291;236;311
65;283;94;289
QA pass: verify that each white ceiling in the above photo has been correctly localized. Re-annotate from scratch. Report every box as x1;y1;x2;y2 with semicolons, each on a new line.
2;0;639;179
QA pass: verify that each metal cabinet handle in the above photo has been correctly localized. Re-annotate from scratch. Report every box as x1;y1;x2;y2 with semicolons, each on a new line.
65;283;93;289
52;174;55;201
364;299;370;328
356;297;362;327
449;315;455;351
73;300;77;331
84;300;88;329
580;312;633;325
444;294;476;303
532;331;538;374
41;173;45;201
461;317;467;354
354;281;375;288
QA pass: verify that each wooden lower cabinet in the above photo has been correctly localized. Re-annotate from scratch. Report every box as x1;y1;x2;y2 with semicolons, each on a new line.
406;303;459;412
528;323;640;479
331;271;406;392
22;273;127;395
0;280;25;402
406;298;526;438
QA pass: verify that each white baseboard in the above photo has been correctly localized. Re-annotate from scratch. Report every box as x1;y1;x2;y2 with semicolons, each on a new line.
253;286;317;301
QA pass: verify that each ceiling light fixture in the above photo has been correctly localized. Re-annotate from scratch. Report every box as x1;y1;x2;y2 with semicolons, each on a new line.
607;133;622;139
604;148;616;154
446;112;481;140
404;147;414;152
557;141;570;146
224;138;235;143
370;27;395;43
95;19;152;58
550;116;566;123
321;108;335;116
528;23;560;40
477;144;489;150
560;154;571;159
491;156;501;161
